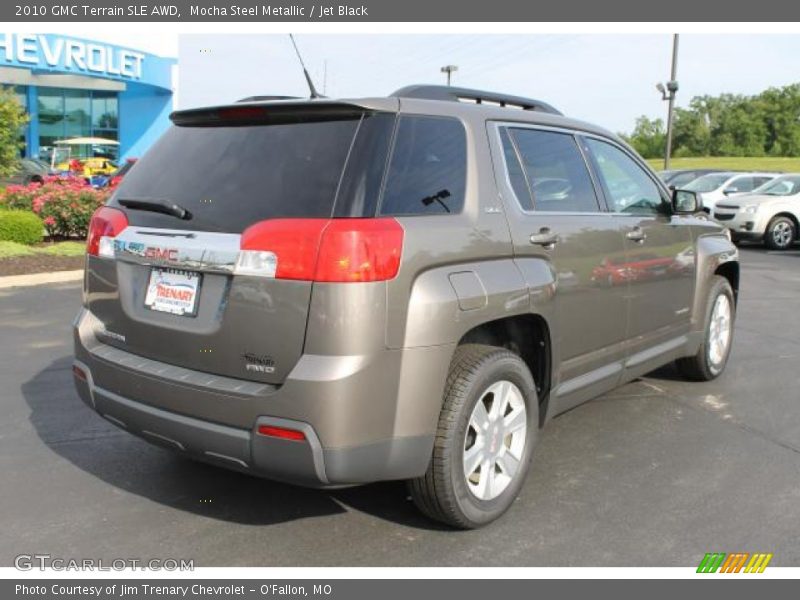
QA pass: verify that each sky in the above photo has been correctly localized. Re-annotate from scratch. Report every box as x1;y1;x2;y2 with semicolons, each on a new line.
86;33;800;134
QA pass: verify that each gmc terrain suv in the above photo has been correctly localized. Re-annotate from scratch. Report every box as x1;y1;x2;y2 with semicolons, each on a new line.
73;85;739;528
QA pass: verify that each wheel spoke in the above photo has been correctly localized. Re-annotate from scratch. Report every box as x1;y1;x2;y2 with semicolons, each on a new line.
504;406;526;434
492;381;510;421
470;399;490;431
496;452;520;479
474;459;492;499
463;442;484;477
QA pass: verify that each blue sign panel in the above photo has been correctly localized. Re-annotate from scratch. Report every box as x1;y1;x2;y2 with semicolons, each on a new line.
0;33;174;90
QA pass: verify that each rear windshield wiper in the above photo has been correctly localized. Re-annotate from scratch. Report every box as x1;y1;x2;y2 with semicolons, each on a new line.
118;198;193;221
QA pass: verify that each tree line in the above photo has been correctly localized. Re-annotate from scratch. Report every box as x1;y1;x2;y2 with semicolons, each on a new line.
622;83;800;158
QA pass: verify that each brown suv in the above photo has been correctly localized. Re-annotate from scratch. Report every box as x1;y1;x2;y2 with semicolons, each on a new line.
73;85;739;528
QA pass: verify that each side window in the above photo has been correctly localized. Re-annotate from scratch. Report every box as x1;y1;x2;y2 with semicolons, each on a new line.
585;138;665;214
506;128;600;212
728;176;754;193
379;115;466;215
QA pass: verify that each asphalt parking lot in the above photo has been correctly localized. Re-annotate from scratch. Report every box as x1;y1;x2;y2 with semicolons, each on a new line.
1;246;799;568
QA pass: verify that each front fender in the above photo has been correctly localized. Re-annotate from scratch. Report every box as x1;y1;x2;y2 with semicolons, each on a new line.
692;232;739;331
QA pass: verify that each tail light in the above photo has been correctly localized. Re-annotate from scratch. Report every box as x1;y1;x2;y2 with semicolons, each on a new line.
87;207;128;258
237;218;404;283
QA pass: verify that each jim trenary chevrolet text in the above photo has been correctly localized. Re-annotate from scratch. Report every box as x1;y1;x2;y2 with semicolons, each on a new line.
73;85;739;528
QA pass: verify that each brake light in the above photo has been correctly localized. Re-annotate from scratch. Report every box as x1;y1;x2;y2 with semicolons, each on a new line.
257;425;306;442
86;207;128;257
237;218;404;282
315;219;404;282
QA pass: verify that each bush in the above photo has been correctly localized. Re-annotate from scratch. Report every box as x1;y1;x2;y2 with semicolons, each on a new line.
0;175;112;238
0;209;44;245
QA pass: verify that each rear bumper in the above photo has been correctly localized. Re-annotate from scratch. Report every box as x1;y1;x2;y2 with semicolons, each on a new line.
73;309;445;487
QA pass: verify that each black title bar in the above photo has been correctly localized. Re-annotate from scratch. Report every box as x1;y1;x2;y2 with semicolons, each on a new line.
4;0;800;22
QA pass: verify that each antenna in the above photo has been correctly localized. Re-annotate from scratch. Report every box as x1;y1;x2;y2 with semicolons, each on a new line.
289;34;324;99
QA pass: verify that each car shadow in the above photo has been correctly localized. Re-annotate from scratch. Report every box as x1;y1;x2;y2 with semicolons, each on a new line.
22;356;447;531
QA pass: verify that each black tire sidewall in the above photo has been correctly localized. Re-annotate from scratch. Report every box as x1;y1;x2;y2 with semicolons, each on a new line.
447;352;538;527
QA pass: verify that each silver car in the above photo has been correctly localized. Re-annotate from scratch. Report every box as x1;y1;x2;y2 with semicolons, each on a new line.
714;174;800;249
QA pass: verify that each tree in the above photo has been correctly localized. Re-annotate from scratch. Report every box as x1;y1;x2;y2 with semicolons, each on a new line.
622;116;666;158
625;82;800;158
0;87;28;178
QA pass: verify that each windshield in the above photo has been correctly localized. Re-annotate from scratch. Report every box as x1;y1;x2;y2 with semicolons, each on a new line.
685;173;733;193
755;175;800;196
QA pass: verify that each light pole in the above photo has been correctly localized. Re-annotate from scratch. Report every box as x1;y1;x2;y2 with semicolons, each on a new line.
657;34;679;170
441;65;458;86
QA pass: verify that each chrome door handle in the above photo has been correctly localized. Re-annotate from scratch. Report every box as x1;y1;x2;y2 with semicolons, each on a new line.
626;227;647;243
530;228;559;248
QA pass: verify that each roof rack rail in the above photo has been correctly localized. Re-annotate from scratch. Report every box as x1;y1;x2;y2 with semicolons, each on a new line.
236;95;303;103
391;85;562;115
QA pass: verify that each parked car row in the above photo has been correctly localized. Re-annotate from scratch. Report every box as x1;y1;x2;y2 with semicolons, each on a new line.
713;174;800;250
658;168;797;249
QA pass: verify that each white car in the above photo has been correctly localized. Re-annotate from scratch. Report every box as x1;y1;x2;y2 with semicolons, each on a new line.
713;174;800;250
683;172;779;215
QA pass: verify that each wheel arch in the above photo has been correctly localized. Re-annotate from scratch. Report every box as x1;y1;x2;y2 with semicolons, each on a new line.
714;261;740;305
456;314;552;427
767;211;799;234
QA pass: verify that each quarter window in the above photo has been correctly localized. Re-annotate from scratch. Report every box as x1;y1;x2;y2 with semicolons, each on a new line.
503;128;600;213
585;138;664;214
379;116;467;216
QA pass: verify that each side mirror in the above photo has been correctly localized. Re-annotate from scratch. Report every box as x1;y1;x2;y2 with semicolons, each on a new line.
672;188;700;214
723;187;738;195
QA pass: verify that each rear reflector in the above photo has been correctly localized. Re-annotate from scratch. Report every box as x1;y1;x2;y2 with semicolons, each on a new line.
72;365;87;381
87;206;128;257
256;425;306;442
237;218;404;282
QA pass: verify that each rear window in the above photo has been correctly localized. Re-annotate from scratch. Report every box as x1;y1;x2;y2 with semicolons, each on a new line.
110;111;392;232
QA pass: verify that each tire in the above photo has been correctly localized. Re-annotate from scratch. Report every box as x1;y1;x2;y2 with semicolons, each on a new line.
675;275;735;381
764;216;796;250
408;344;538;529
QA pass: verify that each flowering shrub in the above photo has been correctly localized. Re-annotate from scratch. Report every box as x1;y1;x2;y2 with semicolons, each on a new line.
0;175;114;238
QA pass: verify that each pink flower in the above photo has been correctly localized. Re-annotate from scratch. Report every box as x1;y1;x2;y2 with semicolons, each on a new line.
43;216;56;226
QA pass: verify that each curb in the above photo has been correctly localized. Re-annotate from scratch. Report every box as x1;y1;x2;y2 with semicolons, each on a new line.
0;269;83;290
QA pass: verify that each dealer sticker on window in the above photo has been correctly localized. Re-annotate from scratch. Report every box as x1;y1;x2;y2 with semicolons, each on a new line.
144;268;201;316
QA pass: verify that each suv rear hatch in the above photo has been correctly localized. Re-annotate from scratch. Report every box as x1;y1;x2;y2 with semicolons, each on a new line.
84;102;397;385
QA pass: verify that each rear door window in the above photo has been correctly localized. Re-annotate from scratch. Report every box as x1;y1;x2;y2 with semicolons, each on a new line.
379;115;467;216
502;128;600;213
110;111;386;233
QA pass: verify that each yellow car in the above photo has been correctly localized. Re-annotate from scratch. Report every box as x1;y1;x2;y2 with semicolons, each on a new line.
56;157;118;177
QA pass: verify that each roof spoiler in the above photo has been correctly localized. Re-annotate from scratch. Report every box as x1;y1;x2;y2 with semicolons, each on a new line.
391;84;562;115
170;101;372;127
237;95;303;103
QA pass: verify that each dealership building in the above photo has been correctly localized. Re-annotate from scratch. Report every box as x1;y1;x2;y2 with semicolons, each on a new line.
0;33;176;162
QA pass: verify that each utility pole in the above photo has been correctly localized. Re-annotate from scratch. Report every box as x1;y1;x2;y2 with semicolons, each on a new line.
441;65;458;86
658;34;680;170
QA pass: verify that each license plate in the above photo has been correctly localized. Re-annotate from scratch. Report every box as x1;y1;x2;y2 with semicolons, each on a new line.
144;268;201;316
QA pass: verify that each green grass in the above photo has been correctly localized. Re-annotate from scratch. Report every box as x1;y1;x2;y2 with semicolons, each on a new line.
35;241;86;257
0;241;36;258
646;156;800;172
0;240;85;259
